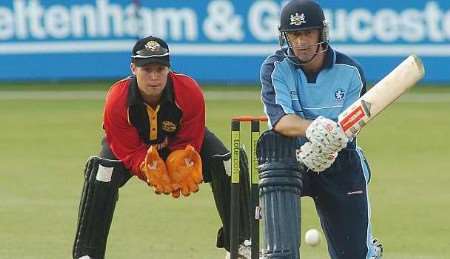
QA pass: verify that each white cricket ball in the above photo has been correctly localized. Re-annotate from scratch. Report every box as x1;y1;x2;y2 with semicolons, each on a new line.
304;228;321;247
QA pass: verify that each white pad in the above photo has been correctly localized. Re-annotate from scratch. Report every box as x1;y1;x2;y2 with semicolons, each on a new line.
96;164;113;182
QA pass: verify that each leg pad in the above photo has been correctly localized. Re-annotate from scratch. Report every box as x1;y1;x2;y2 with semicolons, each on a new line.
72;157;129;259
257;131;303;259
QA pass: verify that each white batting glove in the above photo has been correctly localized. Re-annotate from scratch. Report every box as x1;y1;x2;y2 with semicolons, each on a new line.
306;116;349;153
297;142;338;173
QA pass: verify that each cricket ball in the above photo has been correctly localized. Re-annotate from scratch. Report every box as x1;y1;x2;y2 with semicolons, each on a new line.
305;228;321;247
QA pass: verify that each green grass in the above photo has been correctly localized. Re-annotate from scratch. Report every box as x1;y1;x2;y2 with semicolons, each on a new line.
1;83;450;258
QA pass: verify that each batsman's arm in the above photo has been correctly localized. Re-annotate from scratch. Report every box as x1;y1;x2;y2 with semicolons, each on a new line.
262;61;311;137
273;114;311;137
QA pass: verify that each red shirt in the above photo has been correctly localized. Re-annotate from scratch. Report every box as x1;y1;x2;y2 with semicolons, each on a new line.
103;72;205;177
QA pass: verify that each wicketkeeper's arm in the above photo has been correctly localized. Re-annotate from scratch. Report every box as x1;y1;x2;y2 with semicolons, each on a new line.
169;77;205;152
103;91;148;177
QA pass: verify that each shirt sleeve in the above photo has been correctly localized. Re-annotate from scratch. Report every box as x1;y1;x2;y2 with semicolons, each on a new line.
260;58;295;128
169;76;205;152
103;89;147;177
343;65;367;110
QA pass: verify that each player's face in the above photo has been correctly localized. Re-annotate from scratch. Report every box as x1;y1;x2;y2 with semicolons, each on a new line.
132;63;169;99
287;29;321;61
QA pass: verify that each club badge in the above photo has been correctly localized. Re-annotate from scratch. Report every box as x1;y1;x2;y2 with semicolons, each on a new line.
335;89;345;102
145;41;161;52
162;121;177;132
290;13;306;26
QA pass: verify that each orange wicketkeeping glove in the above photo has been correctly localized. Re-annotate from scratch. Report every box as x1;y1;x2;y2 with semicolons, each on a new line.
140;146;176;195
166;145;203;198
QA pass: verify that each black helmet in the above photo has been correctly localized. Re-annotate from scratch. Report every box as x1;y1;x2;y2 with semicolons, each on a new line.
279;0;329;64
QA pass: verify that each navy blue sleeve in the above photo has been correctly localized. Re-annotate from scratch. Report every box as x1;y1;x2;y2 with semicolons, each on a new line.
260;51;288;128
335;52;368;109
352;59;367;97
335;51;367;97
357;65;367;96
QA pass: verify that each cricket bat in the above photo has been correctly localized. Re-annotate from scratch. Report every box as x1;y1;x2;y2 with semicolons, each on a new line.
338;55;425;138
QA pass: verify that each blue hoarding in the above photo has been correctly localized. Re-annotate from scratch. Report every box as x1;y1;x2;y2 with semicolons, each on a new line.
0;0;449;83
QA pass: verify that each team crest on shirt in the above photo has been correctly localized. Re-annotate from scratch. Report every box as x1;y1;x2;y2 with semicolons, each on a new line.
290;13;306;26
335;89;345;102
162;121;177;132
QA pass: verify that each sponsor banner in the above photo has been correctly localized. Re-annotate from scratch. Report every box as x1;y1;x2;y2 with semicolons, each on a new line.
0;0;449;83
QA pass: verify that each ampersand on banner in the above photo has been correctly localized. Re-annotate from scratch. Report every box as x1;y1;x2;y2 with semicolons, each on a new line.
203;0;243;41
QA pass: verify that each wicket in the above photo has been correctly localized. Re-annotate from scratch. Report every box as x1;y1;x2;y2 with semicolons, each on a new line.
230;115;267;259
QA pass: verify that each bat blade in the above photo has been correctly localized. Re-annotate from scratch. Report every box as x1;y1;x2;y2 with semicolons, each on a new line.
338;55;425;138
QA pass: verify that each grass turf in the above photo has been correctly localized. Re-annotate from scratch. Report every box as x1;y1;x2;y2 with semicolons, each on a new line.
0;83;449;258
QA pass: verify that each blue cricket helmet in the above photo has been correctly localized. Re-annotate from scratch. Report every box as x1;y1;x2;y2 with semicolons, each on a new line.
279;0;327;32
279;0;329;64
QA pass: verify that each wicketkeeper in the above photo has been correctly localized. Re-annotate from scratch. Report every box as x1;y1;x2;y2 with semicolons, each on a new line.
72;36;251;259
257;0;383;258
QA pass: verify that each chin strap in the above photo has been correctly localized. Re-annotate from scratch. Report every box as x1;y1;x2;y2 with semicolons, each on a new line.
279;31;329;66
286;42;329;66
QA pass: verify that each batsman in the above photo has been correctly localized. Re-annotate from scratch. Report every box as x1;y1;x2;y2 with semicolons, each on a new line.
72;36;252;259
257;0;383;258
